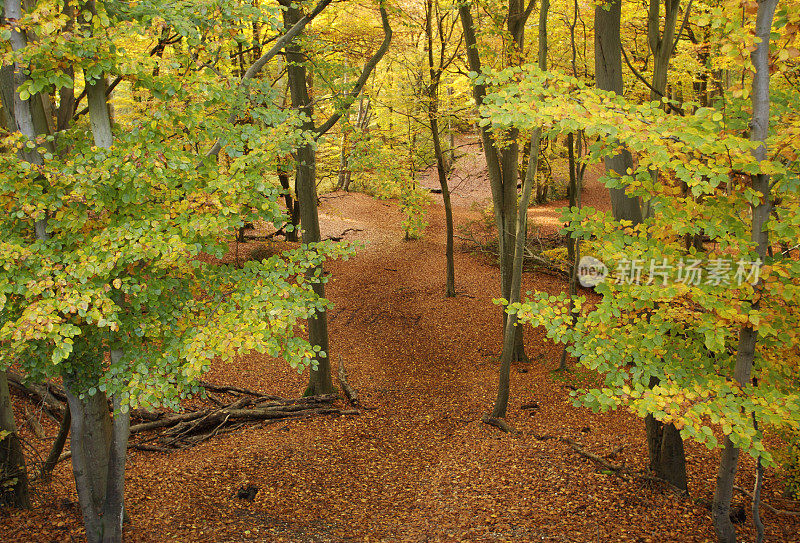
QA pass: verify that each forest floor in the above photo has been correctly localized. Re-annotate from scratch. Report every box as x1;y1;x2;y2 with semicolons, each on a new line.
4;138;800;542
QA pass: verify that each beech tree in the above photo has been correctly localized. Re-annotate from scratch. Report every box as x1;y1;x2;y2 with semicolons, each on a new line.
458;0;537;428
423;0;460;297
482;0;799;537
595;0;688;491
279;0;391;395
0;0;349;540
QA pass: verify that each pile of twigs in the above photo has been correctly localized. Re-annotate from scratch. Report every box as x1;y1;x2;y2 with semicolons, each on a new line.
7;373;359;457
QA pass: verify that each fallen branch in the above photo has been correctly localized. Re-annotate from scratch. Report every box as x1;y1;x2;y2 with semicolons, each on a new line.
325;227;363;242
199;380;282;399
11;373;355;454
561;437;624;472
337;355;360;406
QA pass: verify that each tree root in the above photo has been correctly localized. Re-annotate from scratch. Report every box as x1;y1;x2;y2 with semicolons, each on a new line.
481;414;515;433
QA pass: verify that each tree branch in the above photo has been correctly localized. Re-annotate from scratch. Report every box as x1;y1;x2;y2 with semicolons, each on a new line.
670;0;694;56
206;0;334;157
314;2;392;138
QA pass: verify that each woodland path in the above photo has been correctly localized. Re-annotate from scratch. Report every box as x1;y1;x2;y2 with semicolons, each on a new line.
3;139;798;542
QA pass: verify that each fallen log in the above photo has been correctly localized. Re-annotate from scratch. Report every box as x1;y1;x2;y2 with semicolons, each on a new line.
129;411;207;434
7;372;64;419
199;380;283;399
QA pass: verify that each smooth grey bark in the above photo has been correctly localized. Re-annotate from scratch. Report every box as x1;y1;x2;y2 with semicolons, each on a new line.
100;389;129;542
647;0;682;102
594;0;642;223
67;7;131;538
425;0;456;297
281;0;332;396
459;1;530;376
64;385;110;542
487;127;540;424
460;0;535;424
0;370;30;508
712;0;777;540
280;0;391;395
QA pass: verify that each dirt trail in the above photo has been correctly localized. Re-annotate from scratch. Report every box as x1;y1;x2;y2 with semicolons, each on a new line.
4;140;797;543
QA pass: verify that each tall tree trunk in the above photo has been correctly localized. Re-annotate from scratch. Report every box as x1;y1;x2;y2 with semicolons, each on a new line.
336;67;351;191
459;0;530;380
281;0;334;395
460;0;536;425
712;0;777;539
648;0;681;102
487;127;541;424
595;0;688;491
67;6;132;537
425;0;455;298
594;0;642;223
558;131;583;371
559;0;582;372
0;0;54;507
501;0;532;364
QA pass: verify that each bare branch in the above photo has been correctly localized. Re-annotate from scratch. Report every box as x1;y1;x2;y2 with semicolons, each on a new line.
314;2;392;138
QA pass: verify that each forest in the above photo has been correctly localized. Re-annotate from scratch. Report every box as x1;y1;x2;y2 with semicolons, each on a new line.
1;0;799;541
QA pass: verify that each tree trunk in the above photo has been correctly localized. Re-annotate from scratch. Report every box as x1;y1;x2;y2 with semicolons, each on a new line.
281;0;335;396
712;1;777;539
559;131;583;371
0;371;30;508
596;0;688;490
644;0;683;221
648;0;681;102
645;0;689;490
64;384;112;520
559;0;583;371
489;128;541;421
594;0;642;223
425;0;455;298
41;404;70;482
64;382;129;543
460;0;535;425
0;0;55;507
645;404;688;491
70;7;131;537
